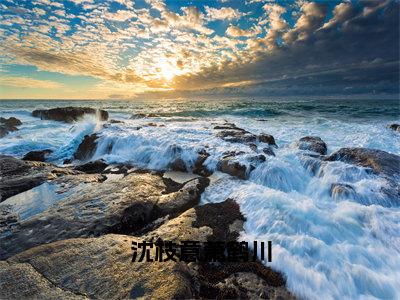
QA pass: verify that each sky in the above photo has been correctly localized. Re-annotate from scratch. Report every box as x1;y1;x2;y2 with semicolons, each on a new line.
0;0;398;100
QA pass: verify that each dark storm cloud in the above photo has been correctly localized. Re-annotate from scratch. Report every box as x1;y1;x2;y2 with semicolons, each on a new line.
171;0;399;97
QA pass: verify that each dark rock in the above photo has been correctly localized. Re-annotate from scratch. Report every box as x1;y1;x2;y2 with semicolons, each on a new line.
73;133;99;161
130;113;158;119
218;157;247;179
330;183;356;200
325;148;400;203
217;130;257;143
387;123;400;132
63;158;72;164
0;117;22;138
0;127;10;138
214;123;244;131
32;107;108;123
22;149;53;162
193;150;212;177
74;159;108;174
298;136;327;155
249;143;258;152
249;154;266;163
192;199;295;299
222;151;246;158
169;158;187;172
214;123;257;144
263;147;276;156
0;117;22;127
258;134;277;147
109;119;124;124
325;148;400;179
194;199;245;241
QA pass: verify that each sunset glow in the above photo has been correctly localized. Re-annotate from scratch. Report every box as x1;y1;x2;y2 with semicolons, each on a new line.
0;0;398;99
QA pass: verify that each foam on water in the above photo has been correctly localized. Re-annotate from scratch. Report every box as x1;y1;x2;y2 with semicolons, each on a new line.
0;99;399;299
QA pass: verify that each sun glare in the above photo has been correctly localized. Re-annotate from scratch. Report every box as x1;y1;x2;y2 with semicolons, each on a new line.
158;58;177;81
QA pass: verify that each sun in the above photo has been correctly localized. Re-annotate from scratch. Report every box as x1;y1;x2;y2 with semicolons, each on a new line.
161;65;175;81
158;58;177;81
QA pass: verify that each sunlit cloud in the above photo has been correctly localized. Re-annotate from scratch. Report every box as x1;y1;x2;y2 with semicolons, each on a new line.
0;0;398;99
0;76;64;89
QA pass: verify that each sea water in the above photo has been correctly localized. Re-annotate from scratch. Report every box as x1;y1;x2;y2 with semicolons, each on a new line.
0;98;399;299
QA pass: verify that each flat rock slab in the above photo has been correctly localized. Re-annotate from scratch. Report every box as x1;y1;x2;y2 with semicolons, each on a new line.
0;155;81;202
0;199;294;299
0;171;208;259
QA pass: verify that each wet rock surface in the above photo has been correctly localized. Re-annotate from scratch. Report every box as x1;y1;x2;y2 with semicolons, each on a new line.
0;153;293;299
22;149;53;162
74;159;108;174
32;107;108;123
74;133;99;161
0;117;22;127
0;169;209;259
0;197;293;299
258;134;277;147
325;148;400;203
218;156;248;180
0;117;22;138
297;136;327;155
192;150;212;177
387;123;400;132
325;148;400;179
330;183;357;200
0;155;76;202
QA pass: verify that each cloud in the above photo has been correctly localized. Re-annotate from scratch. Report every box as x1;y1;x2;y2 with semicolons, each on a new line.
205;6;244;20
226;25;261;37
0;0;398;99
169;0;399;97
104;9;136;21
283;2;327;43
0;76;64;89
161;6;213;35
321;2;354;29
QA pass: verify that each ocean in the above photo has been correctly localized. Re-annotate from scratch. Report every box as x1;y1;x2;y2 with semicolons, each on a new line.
1;98;399;299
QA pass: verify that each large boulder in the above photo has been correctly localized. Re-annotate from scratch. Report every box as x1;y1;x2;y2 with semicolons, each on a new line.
297;136;327;155
32;107;108;123
0;170;209;259
0;199;294;299
74;133;99;161
22;149;53;162
0;117;22;138
324;148;400;179
325;148;400;203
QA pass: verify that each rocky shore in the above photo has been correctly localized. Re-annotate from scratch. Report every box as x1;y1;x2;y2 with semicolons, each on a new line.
0;154;294;299
1;107;399;299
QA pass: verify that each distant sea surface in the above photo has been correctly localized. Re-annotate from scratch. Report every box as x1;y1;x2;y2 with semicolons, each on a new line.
1;98;399;299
